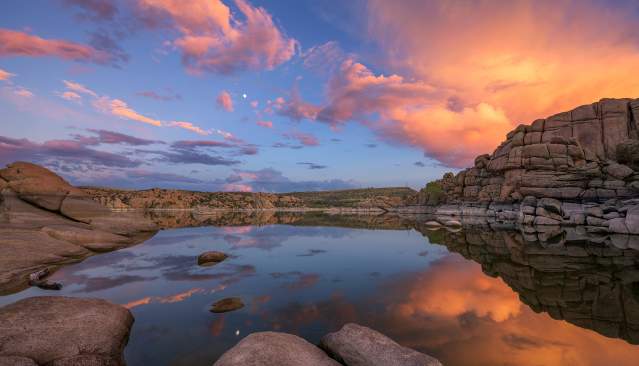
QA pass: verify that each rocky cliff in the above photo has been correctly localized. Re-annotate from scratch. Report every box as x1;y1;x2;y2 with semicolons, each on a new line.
421;98;639;204
415;98;639;233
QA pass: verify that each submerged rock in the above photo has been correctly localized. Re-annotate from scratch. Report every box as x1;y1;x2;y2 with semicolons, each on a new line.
320;323;443;366
214;332;341;366
211;297;244;313
0;296;133;366
197;251;228;266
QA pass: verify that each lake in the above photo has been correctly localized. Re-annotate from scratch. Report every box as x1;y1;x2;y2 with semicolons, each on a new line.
2;212;639;366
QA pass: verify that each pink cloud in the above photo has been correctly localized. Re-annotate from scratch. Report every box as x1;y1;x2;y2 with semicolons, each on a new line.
274;87;320;122
63;80;98;98
136;0;297;74
0;28;115;65
13;87;34;98
93;97;162;126
283;131;319;146
167;121;211;135
0;68;14;81
222;183;253;192
216;90;233;112
58;91;82;103
250;100;258;108
256;120;273;128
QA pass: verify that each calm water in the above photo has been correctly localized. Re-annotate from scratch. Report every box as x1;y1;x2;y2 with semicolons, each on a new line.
2;213;639;365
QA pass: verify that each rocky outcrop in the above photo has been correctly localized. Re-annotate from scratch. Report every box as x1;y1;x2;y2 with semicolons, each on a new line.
419;224;639;344
320;323;443;366
415;98;639;232
214;324;442;366
0;162;157;295
424;98;639;203
0;296;133;366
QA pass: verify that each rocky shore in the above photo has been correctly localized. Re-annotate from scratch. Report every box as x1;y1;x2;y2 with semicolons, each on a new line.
410;98;639;234
0;162;157;295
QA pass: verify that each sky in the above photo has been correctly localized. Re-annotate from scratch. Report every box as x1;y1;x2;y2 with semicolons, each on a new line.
1;0;639;192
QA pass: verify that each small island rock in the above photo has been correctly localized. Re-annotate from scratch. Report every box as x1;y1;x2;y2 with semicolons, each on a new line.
198;251;228;266
211;297;244;313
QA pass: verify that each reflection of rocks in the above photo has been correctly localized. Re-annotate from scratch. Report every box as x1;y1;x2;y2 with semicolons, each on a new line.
320;323;443;366
420;225;639;344
0;162;157;295
214;332;341;366
0;296;133;366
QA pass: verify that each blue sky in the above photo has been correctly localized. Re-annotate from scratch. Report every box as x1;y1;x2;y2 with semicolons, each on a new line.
1;0;638;191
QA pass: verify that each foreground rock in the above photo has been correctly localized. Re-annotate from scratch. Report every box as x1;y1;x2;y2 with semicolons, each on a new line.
0;162;157;295
214;332;341;366
321;323;443;366
198;251;228;266
0;296;133;366
210;297;244;313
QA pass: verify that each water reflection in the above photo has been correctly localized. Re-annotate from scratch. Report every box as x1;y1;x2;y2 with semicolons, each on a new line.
0;212;638;365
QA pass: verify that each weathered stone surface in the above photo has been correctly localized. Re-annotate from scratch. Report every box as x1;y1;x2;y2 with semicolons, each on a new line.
214;332;341;366
60;195;111;223
0;297;133;366
617;139;639;170
626;206;639;234
604;163;634;180
320;323;442;366
0;162;83;211
0;356;38;366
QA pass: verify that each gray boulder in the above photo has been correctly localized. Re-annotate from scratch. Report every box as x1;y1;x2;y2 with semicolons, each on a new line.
320;323;442;366
626;206;639;234
214;332;341;366
0;297;133;366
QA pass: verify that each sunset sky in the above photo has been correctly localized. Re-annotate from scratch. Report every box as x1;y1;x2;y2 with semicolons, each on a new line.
1;0;639;191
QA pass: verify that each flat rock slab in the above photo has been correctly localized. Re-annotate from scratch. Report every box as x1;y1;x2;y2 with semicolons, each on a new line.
0;296;133;366
214;332;341;366
320;323;442;366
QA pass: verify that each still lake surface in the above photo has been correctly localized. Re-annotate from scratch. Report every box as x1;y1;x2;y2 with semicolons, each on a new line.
2;212;639;365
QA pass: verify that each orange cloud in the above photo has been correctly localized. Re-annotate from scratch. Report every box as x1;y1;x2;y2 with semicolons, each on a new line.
0;68;14;81
256;120;273;128
380;255;639;366
13;87;34;98
58;91;82;103
63;80;97;97
0;28;113;64
136;0;297;74
362;0;639;166
93;96;162;126
393;255;521;322
216;90;234;112
168;121;211;135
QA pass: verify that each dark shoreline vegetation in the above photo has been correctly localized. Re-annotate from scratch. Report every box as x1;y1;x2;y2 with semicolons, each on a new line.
2;97;639;365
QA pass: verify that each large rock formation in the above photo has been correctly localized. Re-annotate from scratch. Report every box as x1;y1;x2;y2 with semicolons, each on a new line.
412;98;639;233
0;162;157;295
429;98;639;204
0;296;133;366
